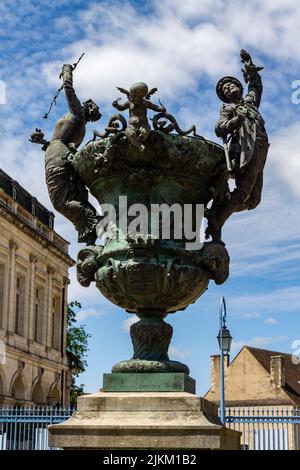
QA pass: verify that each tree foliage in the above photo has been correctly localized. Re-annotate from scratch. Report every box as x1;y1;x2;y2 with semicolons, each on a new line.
67;301;91;406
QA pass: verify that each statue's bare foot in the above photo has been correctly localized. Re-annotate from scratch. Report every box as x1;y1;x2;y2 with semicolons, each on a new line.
205;225;225;246
205;209;225;246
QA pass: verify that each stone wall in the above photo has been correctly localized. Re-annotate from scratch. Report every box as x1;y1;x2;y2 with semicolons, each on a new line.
0;187;74;406
205;348;294;405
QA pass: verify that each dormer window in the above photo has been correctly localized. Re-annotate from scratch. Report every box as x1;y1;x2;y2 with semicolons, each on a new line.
32;203;36;215
12;187;17;200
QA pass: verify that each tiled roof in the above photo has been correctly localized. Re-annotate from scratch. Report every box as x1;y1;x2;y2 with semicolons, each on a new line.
246;346;300;399
0;168;54;228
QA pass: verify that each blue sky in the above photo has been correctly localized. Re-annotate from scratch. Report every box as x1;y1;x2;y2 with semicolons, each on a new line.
0;0;300;396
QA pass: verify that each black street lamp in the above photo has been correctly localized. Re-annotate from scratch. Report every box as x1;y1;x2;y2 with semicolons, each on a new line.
217;326;232;356
218;297;232;425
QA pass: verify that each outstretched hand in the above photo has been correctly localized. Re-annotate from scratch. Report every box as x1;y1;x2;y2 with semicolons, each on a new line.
29;128;45;143
112;97;122;106
240;49;264;82
59;53;85;79
240;49;252;65
59;63;74;79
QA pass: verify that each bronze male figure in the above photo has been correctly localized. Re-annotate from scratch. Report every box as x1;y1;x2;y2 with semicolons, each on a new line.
206;50;269;244
44;64;102;245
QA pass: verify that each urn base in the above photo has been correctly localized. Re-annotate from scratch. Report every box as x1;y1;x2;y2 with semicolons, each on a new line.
104;372;195;392
48;392;241;450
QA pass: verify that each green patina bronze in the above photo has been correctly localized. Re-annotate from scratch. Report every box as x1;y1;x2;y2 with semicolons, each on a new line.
103;372;196;393
33;52;267;391
74;130;230;374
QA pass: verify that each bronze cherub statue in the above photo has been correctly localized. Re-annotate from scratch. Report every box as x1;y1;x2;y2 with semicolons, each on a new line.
112;82;166;150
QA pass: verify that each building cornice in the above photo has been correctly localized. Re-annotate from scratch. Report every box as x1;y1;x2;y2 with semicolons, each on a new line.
0;201;75;267
3;342;69;373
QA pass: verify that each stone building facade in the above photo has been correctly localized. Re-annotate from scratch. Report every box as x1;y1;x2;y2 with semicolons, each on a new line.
205;346;300;406
0;169;74;407
205;346;300;449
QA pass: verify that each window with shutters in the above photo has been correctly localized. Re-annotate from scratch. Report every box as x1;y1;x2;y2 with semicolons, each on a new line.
15;276;25;336
51;296;61;350
34;287;44;344
0;264;4;329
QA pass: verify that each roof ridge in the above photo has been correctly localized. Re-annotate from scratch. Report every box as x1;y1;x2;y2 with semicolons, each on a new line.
245;345;293;358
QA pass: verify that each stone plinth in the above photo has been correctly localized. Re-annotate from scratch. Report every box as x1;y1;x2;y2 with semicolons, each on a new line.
103;373;196;393
48;392;241;450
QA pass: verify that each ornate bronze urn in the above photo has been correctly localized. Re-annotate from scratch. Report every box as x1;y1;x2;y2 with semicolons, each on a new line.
40;51;265;449
74;130;229;374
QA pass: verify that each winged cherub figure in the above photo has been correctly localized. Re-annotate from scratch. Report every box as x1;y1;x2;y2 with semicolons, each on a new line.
112;82;166;150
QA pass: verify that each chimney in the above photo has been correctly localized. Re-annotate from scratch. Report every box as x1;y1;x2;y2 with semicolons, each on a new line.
210;355;220;398
210;354;229;400
270;355;285;389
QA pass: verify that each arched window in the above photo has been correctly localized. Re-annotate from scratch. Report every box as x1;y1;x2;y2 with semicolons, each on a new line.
48;385;60;407
11;375;25;402
32;382;44;405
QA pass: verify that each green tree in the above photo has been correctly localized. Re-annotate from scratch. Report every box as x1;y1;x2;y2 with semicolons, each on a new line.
67;301;91;407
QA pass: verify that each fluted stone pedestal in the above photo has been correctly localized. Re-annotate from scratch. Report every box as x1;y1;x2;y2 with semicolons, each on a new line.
48;392;241;450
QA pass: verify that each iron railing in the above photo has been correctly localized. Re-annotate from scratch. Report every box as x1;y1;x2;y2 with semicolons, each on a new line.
225;406;300;450
0;406;74;450
1;405;300;450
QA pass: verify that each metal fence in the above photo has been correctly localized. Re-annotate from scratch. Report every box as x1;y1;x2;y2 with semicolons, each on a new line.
225;406;300;450
0;406;74;450
1;405;300;450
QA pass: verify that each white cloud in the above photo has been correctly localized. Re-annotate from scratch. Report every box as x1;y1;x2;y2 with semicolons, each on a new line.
38;0;300;116
76;308;104;322
0;80;6;105
38;0;300;286
232;335;287;351
223;171;300;279
169;345;191;359
42;1;239;109
159;0;300;62
122;315;139;332
269;122;300;199
1;0;300;334
264;317;279;325
239;312;262;319
230;286;300;315
68;266;112;308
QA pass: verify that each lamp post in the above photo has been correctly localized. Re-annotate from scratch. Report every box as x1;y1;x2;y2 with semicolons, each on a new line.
217;296;232;425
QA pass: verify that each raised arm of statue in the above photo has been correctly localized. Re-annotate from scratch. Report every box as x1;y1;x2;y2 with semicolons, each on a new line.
240;49;264;109
146;100;166;113
246;71;263;109
61;64;83;117
112;98;130;111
